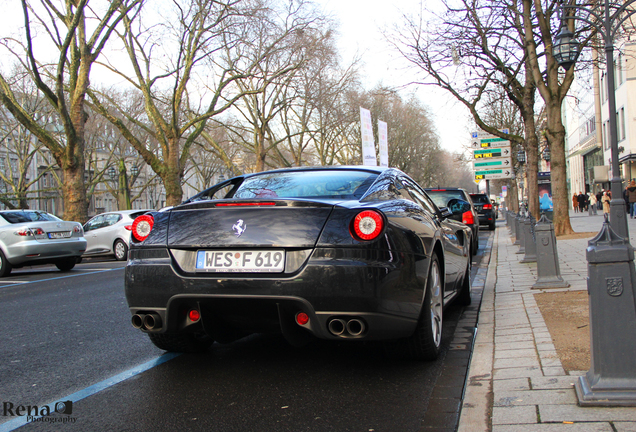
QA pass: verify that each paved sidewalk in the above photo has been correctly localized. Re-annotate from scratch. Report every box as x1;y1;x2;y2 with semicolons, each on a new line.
458;211;636;432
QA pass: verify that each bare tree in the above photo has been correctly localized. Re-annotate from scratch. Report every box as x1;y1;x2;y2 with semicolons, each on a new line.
0;0;140;222
0;69;56;209
220;1;327;172
390;1;550;221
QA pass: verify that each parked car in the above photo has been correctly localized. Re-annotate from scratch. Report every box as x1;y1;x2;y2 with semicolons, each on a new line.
0;210;86;277
125;166;473;360
83;210;153;261
424;188;479;254
469;193;497;230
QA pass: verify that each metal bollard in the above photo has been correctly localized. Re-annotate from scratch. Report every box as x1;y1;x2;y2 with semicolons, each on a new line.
513;214;521;245
521;215;537;263
507;211;513;234
516;214;527;254
509;211;516;237
575;214;636;406
531;214;570;289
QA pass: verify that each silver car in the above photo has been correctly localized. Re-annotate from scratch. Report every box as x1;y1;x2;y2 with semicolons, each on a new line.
83;210;152;261
0;210;86;277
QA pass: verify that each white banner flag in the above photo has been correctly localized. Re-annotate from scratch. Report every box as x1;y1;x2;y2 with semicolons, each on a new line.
378;120;388;167
360;107;377;166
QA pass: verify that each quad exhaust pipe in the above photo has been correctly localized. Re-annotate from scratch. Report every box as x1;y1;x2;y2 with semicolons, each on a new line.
131;313;162;331
327;317;366;337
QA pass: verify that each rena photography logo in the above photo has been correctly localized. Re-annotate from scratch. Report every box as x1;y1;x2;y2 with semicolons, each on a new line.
3;400;77;424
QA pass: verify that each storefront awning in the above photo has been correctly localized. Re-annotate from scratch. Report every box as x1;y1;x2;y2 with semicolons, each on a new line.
568;143;601;159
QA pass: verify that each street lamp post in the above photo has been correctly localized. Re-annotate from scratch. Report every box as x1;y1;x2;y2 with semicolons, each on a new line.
554;0;634;239
554;0;636;407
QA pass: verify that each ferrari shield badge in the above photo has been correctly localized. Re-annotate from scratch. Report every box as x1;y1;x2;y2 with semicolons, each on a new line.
232;219;246;237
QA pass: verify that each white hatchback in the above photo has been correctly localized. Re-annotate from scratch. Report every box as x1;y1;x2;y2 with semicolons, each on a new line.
83;210;153;261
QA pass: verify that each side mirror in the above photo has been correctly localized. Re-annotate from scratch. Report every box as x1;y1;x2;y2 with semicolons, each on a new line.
447;198;471;216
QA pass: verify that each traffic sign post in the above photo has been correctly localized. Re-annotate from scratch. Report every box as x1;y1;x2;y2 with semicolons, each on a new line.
473;157;512;169
473;147;512;159
471;130;514;182
474;169;514;181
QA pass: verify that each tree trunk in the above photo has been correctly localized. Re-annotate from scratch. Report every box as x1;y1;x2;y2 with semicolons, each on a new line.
545;101;574;235
61;163;88;222
509;179;520;213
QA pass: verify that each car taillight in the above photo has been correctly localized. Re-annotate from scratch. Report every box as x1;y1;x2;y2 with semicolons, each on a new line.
14;227;43;236
352;210;384;241
483;204;492;210
462;211;475;225
132;215;154;242
124;225;132;231
74;225;82;233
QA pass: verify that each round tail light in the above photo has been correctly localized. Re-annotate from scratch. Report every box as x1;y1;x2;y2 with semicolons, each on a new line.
352;210;384;241
132;215;154;242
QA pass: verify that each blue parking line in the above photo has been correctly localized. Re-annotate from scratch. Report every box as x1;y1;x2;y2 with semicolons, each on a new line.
0;353;181;431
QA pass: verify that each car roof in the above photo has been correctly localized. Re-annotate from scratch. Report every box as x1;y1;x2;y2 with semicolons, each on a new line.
94;209;153;215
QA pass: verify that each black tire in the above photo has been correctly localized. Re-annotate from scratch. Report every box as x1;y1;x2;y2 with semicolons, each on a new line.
473;231;479;254
489;222;496;231
456;260;472;306
148;332;214;353
0;249;12;277
114;239;128;261
56;258;76;272
384;255;443;361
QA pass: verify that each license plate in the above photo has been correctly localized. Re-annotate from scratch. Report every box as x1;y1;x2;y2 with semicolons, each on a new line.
195;250;285;273
48;231;72;239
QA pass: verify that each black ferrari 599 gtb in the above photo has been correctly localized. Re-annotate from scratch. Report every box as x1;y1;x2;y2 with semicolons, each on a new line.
125;166;472;360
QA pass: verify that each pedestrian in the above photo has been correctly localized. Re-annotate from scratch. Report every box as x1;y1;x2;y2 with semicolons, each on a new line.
602;191;611;214
577;191;586;213
627;180;636;218
573;193;579;213
596;190;603;210
624;185;630;213
589;192;598;215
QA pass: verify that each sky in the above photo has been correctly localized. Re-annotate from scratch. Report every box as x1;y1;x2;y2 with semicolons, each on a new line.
317;0;473;156
0;0;473;156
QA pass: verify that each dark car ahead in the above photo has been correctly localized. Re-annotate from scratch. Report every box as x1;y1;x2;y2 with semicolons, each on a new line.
470;193;496;230
125;166;473;361
424;188;479;255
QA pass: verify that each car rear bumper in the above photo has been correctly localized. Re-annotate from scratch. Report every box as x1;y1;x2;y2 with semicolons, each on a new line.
5;239;87;266
125;247;428;341
477;213;495;225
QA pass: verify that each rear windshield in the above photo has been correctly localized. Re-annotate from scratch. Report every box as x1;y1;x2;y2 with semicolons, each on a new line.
0;211;61;223
426;190;466;208
470;194;490;204
231;170;379;200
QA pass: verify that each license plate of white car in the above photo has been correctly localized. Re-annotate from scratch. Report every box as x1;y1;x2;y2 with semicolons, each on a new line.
195;250;285;273
48;231;71;239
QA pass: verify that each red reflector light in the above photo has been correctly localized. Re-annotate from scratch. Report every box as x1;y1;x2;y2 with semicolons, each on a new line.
296;312;309;326
216;202;276;207
132;215;154;242
189;309;201;322
483;204;492;210
352;210;384;241
31;228;44;235
124;225;132;231
462;211;475;225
